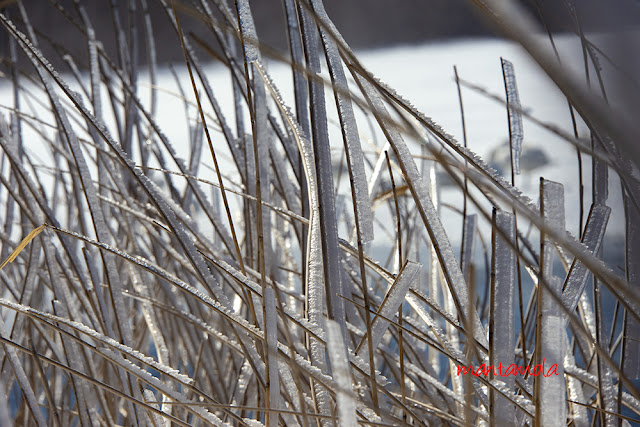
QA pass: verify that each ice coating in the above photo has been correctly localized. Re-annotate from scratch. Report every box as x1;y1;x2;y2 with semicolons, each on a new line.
365;71;552;218
278;360;312;422
592;135;609;205
327;320;357;427
255;55;333;416
501;58;524;175
143;389;167;427
367;141;392;198
624;195;640;378
564;337;589;427
301;3;347;339
310;0;374;244
265;288;281;427
0;126;97;329
538;278;567;427
537;181;566;426
76;3;103;121
93;17;241;261
282;0;311;140
490;209;516;425
3;101;130;422
0;15;235;306
2;296;270;426
460;214;477;282
0;298;195;385
540;179;565;278
237;0;275;280
562;204;610;315
411;288;461;329
0;19;293;391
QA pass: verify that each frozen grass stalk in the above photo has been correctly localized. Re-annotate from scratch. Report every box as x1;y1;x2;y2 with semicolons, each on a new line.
0;1;639;425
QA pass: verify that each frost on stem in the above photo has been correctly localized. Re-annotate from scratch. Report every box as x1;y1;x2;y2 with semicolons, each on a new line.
501;58;524;175
490;209;516;425
310;0;374;244
561;204;610;316
327;320;357;427
537;180;566;427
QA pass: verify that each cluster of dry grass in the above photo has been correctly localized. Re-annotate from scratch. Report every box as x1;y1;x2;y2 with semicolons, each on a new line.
0;0;639;425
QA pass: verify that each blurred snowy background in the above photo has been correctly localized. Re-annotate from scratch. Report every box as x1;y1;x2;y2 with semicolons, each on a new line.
2;0;636;243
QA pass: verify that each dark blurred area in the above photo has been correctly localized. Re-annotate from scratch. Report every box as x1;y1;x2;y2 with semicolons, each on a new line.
0;0;486;70
1;0;640;69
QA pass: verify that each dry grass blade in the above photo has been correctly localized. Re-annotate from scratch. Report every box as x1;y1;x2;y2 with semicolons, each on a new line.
0;0;638;425
0;224;45;271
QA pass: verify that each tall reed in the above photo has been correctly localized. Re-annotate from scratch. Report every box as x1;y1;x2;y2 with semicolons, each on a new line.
0;1;639;425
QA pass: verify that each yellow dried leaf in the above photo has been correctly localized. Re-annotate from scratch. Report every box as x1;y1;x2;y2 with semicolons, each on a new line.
0;224;46;271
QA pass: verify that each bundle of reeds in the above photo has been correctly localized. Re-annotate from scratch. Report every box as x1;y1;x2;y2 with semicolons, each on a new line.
0;1;639;425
